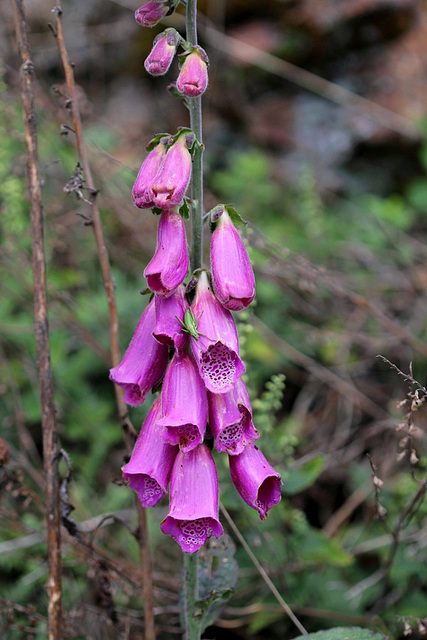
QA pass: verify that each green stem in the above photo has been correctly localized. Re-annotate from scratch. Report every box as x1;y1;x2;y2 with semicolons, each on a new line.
183;3;202;639
186;0;203;273
183;552;200;640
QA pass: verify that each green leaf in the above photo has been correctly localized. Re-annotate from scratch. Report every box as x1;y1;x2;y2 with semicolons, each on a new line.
291;626;388;640
282;455;325;495
194;535;238;633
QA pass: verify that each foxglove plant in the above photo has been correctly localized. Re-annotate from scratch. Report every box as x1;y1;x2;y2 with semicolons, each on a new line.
112;1;284;635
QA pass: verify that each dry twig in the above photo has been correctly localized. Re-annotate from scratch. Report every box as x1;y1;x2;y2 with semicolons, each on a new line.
11;1;62;637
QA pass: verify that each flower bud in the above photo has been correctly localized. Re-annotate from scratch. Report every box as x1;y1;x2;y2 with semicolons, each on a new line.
132;140;168;209
176;48;209;97
157;350;208;452
135;0;176;27
144;29;180;76
190;271;245;394
149;133;192;209
160;444;223;553
122;398;178;507
229;442;282;520
208;377;259;455
211;209;255;311
109;299;169;406
144;210;189;297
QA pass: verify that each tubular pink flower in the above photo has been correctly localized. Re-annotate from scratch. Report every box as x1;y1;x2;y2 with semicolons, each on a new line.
229;442;282;520
157;350;207;452
208;378;259;455
211;210;255;311
144;29;180;76
190;271;245;394
176;49;208;98
122;398;178;507
154;284;189;351
132;140;168;209
135;1;174;27
144;210;189;297
160;445;223;553
149;134;192;209
109;299;169;407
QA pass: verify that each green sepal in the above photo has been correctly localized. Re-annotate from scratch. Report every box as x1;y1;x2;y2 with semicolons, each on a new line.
145;132;171;152
178;198;190;220
225;204;247;227
139;287;153;297
151;207;163;216
185;268;205;294
208;204;247;232
177;44;209;67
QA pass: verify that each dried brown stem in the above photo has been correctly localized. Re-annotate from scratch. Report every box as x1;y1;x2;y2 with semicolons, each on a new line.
52;4;155;637
11;1;62;637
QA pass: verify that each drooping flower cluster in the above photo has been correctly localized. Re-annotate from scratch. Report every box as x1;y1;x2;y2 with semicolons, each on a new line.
110;0;282;554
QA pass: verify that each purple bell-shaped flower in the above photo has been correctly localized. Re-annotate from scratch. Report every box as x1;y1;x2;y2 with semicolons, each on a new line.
153;284;189;351
144;210;189;297
132;139;168;210
157;350;208;452
160;444;223;553
229;442;282;520
211;209;255;311
208;377;259;455
149;133;192;210
190;271;245;394
122;397;178;507
109;299;169;406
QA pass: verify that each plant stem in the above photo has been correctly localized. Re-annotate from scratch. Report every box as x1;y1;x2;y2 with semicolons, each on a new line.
186;0;204;273
183;552;200;640
183;3;202;639
12;2;62;637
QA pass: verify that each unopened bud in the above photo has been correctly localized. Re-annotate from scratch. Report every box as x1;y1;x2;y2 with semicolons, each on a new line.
135;0;177;27
145;29;180;75
176;48;209;98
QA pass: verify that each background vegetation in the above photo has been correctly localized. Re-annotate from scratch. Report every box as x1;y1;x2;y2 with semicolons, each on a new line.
1;0;427;638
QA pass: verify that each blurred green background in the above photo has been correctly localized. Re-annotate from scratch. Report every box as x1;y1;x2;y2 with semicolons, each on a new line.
1;0;427;638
